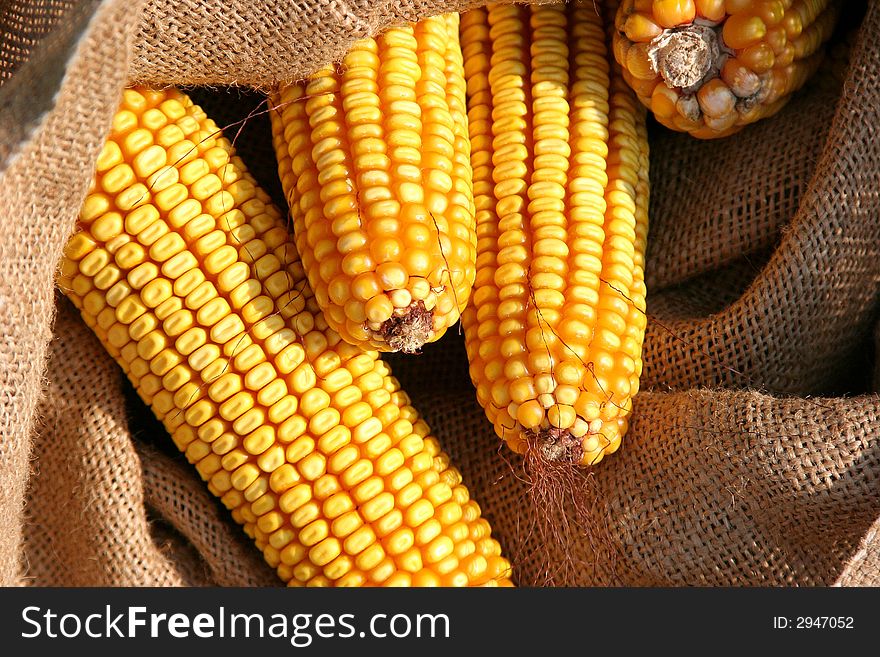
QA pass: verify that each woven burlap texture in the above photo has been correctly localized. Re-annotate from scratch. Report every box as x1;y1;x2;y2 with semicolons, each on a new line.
0;0;878;586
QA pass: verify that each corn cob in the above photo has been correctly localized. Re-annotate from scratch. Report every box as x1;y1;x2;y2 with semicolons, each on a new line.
460;2;649;466
270;13;476;353
58;86;511;587
613;0;839;138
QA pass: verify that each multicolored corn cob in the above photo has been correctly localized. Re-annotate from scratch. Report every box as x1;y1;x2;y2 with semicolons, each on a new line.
613;0;839;138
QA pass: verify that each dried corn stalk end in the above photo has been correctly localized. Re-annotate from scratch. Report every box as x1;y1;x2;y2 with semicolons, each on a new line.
270;13;477;354
460;2;650;468
380;300;434;354
523;427;584;464
614;0;839;138
59;86;512;587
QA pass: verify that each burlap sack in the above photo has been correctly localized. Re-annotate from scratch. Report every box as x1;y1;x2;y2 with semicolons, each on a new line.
1;0;878;587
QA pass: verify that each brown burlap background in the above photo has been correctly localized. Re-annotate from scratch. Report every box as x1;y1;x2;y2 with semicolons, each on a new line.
0;0;878;587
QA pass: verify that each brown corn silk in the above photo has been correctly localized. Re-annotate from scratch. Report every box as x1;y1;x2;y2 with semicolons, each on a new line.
0;0;879;587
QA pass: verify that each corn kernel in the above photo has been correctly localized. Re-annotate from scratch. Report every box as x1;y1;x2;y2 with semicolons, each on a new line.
61;83;510;589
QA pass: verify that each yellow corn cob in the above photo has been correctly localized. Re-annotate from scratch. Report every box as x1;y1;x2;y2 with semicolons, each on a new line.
460;2;649;466
58;86;511;587
270;13;476;353
613;0;839;138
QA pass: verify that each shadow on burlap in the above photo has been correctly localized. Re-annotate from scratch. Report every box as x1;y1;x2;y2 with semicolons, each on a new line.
0;0;878;586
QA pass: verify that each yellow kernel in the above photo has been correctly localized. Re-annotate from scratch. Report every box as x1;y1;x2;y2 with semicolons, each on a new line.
653;0;696;28
256;511;284;534
279;483;312;513
257;379;287;408
308;407;340;437
266;395;297;425
280;543;308;566
102;163;136;194
280;417;308;444
291;502;320;528
345;526;378;556
323;492;355;520
425;535;454;564
376;262;408;289
219;390;255;421
149;232;186;262
300;520;330;547
405;499;434;528
268;527;296;551
299;388;331;417
244;425;275;455
299;452;326;481
288;363;318;394
96;140;123;172
197;296;231;326
231;463;261;490
366;557;396;584
724;14;767;51
90;211;125;242
140;277;173;309
412;570;441;587
415;518;442;547
361;492;395;522
324;555;354;581
270;464;301;494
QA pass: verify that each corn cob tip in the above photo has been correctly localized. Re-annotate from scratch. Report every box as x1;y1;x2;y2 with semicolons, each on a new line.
649;24;723;90
525;427;583;465
615;1;839;138
380;300;433;354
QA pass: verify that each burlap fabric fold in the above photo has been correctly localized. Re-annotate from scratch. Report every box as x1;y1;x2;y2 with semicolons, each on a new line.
1;0;878;587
